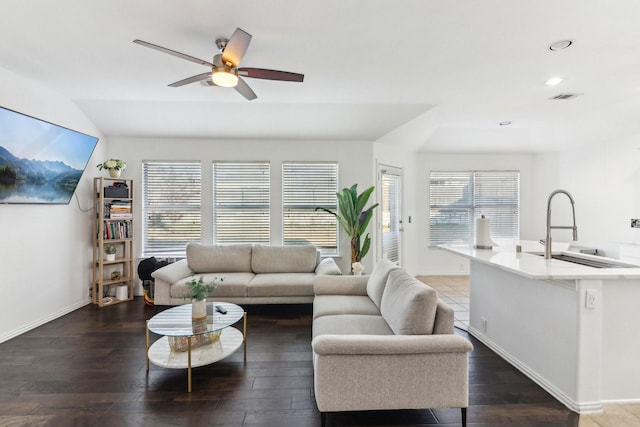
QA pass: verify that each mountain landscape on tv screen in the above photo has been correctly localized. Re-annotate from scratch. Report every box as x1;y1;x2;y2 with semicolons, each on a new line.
0;145;82;204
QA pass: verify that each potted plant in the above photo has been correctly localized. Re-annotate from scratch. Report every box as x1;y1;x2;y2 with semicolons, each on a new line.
186;275;222;319
97;159;126;178
104;244;117;261
315;184;379;273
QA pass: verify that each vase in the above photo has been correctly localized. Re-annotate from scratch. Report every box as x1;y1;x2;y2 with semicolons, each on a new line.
192;299;207;319
108;168;121;178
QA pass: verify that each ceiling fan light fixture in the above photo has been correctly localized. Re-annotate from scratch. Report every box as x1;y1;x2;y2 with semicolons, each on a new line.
545;77;564;86
134;29;304;100
212;67;238;87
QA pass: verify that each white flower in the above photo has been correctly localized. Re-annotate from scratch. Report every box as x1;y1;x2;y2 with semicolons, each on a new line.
352;262;363;273
98;159;126;171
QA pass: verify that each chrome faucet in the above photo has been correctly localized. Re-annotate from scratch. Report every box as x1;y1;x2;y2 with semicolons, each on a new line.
545;189;578;259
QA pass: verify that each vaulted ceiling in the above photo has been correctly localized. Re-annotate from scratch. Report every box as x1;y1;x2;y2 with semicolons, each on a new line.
2;0;640;152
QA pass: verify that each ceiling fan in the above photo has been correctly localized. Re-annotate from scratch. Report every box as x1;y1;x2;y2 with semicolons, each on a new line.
133;28;304;101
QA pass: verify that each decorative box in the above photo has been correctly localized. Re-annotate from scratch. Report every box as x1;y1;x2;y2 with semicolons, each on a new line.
104;186;129;198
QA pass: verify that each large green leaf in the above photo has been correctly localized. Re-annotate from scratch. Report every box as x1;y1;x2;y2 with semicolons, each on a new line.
360;234;371;259
358;203;378;235
355;185;375;214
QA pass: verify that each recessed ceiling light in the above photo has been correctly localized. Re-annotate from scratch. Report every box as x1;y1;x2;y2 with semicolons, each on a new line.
549;40;573;51
545;77;564;86
499;121;511;126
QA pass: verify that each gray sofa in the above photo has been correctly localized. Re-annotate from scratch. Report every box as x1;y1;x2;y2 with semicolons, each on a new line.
151;243;341;305
312;259;473;426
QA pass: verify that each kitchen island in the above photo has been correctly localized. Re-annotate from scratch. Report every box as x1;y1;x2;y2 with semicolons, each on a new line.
440;243;640;414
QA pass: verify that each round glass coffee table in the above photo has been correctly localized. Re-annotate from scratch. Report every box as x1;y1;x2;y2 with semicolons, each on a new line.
146;301;246;392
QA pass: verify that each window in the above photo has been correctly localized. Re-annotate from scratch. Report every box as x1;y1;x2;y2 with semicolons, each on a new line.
282;162;338;255
429;171;519;246
213;162;270;245
142;161;201;257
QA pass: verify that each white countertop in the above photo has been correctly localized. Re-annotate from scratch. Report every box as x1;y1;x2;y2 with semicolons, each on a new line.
439;241;640;280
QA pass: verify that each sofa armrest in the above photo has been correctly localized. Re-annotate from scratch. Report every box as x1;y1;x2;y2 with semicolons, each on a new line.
312;333;473;412
312;334;473;355
151;258;191;284
153;277;172;305
313;275;368;296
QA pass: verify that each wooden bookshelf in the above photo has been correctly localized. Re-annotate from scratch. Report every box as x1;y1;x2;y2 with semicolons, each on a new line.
92;177;135;307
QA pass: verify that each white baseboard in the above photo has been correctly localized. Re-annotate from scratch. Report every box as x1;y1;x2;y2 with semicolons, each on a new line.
467;326;603;414
602;397;640;405
0;298;91;344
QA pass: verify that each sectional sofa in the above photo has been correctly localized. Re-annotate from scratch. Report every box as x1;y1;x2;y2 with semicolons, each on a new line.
312;259;473;426
152;243;472;425
151;243;342;305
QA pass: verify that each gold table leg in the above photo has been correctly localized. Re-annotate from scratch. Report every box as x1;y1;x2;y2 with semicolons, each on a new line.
187;337;192;393
145;320;150;372
243;312;247;362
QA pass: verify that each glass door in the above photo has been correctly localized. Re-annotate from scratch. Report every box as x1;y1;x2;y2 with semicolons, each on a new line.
378;165;403;265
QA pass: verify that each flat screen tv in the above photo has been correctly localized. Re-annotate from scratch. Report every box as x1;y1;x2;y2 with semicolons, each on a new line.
0;106;99;204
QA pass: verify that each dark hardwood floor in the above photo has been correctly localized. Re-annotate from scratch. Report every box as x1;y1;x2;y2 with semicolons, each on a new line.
0;299;580;427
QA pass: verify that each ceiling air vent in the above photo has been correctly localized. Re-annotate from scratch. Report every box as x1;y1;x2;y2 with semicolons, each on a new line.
550;93;581;100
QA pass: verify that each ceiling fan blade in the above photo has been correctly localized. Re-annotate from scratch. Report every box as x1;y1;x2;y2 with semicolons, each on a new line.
168;72;212;87
221;28;252;67
239;68;304;82
133;39;214;67
234;77;257;100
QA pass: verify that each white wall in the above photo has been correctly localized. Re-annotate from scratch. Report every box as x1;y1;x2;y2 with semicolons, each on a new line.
107;137;374;276
0;67;105;343
414;152;535;275
532;134;640;258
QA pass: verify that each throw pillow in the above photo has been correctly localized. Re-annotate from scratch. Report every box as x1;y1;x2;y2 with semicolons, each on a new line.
315;258;342;275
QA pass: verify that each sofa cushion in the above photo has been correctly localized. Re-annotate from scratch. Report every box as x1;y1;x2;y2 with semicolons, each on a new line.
366;259;400;309
251;245;318;273
248;273;314;297
312;314;393;339
313;295;380;320
170;272;253;299
315;257;342;275
380;270;439;335
187;243;253;273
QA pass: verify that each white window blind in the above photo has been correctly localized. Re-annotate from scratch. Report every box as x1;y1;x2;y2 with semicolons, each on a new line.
429;170;519;246
213;162;270;245
282;162;338;255
380;168;402;264
142;161;201;257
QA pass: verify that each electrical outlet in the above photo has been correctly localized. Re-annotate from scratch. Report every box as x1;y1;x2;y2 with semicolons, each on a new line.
632;219;640;228
481;317;487;332
585;289;597;309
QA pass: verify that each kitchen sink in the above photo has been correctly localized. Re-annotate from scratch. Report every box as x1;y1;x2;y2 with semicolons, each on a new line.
539;253;636;268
